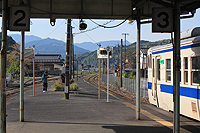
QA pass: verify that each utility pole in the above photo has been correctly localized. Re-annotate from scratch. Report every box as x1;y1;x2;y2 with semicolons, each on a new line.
120;39;123;88
117;44;119;68
69;26;72;80
122;33;129;64
76;61;78;81
65;19;71;99
71;30;75;79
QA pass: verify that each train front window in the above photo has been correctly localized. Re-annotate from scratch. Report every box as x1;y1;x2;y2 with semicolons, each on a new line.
192;56;200;84
166;59;171;81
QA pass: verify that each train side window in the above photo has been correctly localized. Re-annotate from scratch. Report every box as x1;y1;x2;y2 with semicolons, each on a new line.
166;59;171;81
157;59;160;80
184;57;188;83
192;56;200;84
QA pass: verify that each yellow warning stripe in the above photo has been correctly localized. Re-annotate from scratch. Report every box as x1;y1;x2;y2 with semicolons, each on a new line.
122;102;191;133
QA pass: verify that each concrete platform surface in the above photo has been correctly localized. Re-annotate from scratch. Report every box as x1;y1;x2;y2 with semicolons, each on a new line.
6;78;200;133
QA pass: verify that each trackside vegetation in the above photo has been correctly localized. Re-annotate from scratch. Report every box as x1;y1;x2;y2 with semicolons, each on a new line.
52;81;79;91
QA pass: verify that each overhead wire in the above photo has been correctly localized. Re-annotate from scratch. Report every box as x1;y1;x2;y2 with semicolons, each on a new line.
45;19;66;37
29;19;66;47
72;21;97;44
29;5;132;29
73;20;115;35
84;14;132;28
28;5;134;45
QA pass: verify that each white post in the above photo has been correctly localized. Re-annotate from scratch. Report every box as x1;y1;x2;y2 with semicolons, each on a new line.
106;46;110;102
20;31;25;122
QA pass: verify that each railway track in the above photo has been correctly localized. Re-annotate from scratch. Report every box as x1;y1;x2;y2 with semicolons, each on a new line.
6;76;59;98
84;74;149;103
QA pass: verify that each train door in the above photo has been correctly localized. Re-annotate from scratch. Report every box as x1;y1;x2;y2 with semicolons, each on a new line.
152;56;160;107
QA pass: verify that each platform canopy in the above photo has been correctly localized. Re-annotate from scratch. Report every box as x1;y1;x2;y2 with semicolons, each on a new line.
1;0;200;20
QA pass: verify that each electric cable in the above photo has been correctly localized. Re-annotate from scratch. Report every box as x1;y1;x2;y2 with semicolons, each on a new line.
29;6;132;29
29;19;66;47
84;14;132;28
73;20;114;35
73;21;97;44
45;19;65;37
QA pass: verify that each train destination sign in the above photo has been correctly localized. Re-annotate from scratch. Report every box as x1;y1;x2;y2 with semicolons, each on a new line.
152;8;173;33
9;6;30;31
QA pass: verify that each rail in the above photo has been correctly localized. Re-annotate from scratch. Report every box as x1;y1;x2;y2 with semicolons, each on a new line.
101;73;148;98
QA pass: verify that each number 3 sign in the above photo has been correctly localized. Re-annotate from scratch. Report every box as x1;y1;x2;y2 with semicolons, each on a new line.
152;8;173;33
9;6;30;31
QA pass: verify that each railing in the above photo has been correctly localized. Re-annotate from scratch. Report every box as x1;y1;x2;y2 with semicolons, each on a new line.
101;73;148;98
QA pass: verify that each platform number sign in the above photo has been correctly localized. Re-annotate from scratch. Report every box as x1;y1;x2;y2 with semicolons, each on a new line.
152;8;173;33
9;6;30;31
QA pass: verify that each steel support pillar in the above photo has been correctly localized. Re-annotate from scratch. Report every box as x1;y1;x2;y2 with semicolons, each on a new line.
136;8;141;120
20;31;25;122
65;19;71;99
0;0;7;132
173;1;181;133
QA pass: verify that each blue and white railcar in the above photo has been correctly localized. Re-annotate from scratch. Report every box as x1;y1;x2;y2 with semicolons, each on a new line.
148;27;200;121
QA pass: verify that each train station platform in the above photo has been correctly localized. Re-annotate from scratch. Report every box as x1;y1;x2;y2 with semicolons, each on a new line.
6;77;200;133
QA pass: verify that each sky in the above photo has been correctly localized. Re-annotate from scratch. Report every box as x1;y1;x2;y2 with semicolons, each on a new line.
3;8;200;44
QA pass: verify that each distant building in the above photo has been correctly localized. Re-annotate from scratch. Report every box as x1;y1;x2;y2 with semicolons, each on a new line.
72;61;82;71
31;54;64;76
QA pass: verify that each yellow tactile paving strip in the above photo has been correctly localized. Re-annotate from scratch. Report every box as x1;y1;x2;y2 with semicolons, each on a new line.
122;102;191;133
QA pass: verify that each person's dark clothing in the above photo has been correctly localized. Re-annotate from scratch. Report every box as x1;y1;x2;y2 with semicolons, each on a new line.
42;72;48;91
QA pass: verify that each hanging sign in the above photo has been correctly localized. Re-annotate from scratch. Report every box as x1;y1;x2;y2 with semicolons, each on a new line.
9;6;30;31
152;8;173;33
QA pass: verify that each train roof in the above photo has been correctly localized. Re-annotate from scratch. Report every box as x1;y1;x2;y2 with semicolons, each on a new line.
148;27;200;53
181;27;200;40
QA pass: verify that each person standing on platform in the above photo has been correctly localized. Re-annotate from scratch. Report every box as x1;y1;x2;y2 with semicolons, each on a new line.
42;70;48;92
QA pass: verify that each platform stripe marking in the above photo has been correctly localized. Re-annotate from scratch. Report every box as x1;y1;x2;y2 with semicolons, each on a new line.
122;102;191;133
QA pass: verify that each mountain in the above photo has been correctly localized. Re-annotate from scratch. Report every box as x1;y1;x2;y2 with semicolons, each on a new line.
75;39;171;66
25;38;91;57
75;40;131;52
0;33;17;52
8;34;42;44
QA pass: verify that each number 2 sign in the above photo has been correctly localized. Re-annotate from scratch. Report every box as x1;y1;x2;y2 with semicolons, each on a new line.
152;8;173;33
9;6;30;31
